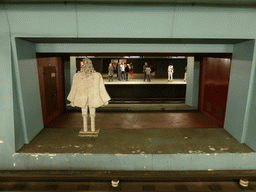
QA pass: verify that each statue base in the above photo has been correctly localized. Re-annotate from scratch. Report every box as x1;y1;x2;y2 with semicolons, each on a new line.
78;129;100;137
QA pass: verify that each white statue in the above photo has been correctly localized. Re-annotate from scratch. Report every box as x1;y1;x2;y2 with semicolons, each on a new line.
184;66;187;82
168;64;174;82
67;58;110;136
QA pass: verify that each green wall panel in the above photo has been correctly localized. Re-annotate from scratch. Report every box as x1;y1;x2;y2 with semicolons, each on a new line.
5;4;77;37
2;4;256;39
77;5;174;38
173;7;256;38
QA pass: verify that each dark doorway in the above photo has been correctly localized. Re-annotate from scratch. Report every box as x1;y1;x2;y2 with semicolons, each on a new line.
37;57;65;125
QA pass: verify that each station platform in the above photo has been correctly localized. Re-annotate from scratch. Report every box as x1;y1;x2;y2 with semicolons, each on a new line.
102;73;186;84
103;78;187;85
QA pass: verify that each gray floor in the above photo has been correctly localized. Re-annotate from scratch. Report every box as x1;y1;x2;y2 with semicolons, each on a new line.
18;128;254;154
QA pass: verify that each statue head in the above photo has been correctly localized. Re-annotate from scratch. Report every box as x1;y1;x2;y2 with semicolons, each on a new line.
81;58;95;74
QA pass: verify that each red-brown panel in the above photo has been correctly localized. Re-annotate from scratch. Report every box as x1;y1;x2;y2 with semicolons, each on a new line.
199;57;231;126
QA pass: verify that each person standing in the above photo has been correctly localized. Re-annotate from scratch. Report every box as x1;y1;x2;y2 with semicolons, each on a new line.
145;65;151;82
125;64;130;81
168;64;174;82
129;63;134;80
121;62;125;80
108;63;114;82
143;62;148;81
116;63;121;81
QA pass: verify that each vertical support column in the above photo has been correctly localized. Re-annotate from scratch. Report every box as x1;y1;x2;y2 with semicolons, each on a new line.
64;60;71;107
224;40;255;143
13;38;43;143
67;56;78;110
242;40;256;151
70;56;77;81
185;57;200;108
0;4;16;168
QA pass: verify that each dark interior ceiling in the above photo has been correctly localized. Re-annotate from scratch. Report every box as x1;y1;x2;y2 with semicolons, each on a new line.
2;0;256;7
21;38;249;44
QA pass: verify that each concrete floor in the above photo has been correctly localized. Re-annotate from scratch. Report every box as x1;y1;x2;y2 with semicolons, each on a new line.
18;111;254;154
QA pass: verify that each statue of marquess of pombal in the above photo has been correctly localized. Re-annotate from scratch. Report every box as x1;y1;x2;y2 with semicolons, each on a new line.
67;57;110;136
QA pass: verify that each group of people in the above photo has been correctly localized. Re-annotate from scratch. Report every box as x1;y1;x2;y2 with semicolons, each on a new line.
109;62;151;82
108;62;134;81
108;61;186;82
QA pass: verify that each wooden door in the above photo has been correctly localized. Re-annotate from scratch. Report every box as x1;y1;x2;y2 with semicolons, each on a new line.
37;57;64;126
199;57;231;126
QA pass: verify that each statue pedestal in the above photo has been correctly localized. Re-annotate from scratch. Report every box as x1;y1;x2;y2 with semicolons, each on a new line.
78;129;100;137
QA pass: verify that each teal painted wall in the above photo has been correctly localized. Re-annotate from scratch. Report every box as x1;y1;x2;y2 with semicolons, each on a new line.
224;40;255;144
0;4;16;168
6;4;77;37
8;153;256;171
1;4;256;171
4;5;256;38
244;41;256;151
13;38;44;144
12;43;26;151
76;5;174;38
172;7;256;38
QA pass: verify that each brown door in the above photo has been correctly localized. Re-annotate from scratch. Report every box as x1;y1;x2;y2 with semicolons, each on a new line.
37;57;64;126
199;57;231;127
